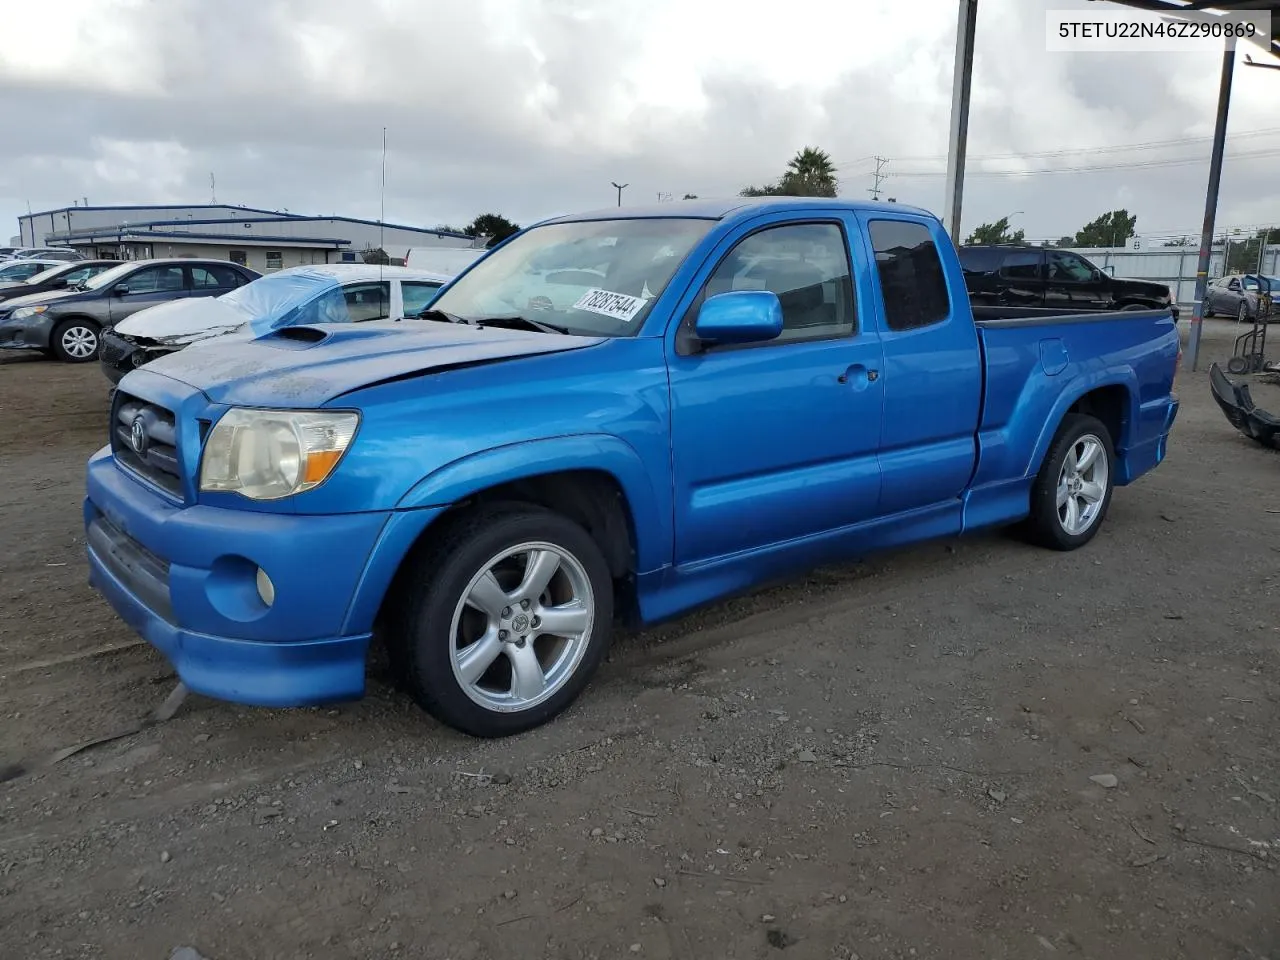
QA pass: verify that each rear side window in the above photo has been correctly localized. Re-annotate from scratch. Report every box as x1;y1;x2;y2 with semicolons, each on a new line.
191;265;242;289
957;247;1002;275
868;220;951;331
998;251;1042;280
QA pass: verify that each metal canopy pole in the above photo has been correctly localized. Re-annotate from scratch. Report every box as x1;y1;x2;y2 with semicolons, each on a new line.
943;0;979;240
1185;45;1235;372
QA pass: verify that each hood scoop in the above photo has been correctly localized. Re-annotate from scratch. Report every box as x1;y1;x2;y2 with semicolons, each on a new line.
267;325;330;346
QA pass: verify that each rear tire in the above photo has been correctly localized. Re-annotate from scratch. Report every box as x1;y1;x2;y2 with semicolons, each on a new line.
1025;414;1115;551
386;503;614;737
50;318;100;363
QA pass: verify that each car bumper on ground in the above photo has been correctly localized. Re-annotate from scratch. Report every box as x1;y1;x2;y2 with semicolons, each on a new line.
84;447;399;707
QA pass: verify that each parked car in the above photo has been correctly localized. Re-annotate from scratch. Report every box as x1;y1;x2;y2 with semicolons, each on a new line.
0;258;62;285
0;258;259;362
98;263;454;383
959;244;1179;320
85;197;1180;738
1204;274;1275;322
0;259;117;304
9;246;84;262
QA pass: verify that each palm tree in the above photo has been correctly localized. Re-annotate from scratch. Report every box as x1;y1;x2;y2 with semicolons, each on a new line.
780;147;838;198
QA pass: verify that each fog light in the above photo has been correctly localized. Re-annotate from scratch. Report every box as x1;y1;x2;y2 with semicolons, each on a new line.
255;567;275;607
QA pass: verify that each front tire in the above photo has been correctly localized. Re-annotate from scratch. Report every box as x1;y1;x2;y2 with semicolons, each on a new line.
50;318;100;363
1025;414;1115;551
387;504;614;737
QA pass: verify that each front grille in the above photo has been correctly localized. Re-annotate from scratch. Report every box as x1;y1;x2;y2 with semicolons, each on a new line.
99;330;131;366
111;390;183;497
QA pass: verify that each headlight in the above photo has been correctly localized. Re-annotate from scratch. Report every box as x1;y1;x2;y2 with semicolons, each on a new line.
11;305;48;320
199;408;359;500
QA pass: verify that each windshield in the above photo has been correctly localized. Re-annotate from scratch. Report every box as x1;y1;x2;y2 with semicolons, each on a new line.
83;261;143;290
217;269;359;335
0;261;47;281
427;217;715;336
23;261;78;284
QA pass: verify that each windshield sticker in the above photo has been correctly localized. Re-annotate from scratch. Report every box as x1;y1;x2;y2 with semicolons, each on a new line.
572;288;648;323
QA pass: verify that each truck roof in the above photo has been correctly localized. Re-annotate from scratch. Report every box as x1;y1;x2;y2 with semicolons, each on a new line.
539;196;935;227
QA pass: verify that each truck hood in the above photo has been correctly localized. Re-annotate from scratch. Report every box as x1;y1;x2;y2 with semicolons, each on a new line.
137;320;607;407
113;296;248;344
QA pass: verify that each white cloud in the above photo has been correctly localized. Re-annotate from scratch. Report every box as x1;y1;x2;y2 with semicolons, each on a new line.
0;0;1276;241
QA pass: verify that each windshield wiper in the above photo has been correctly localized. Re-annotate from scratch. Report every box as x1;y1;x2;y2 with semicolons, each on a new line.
474;314;570;335
412;308;472;325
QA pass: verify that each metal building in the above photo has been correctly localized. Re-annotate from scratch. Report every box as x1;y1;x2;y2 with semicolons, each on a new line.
16;204;478;272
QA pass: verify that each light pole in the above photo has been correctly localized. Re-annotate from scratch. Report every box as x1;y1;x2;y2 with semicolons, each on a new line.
611;182;628;207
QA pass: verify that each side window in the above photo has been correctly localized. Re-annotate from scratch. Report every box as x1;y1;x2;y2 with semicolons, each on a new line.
1047;251;1095;283
190;265;241;289
401;281;442;316
703;222;855;343
958;247;1003;276
343;282;391;322
123;265;184;294
998;250;1043;280
868;219;951;332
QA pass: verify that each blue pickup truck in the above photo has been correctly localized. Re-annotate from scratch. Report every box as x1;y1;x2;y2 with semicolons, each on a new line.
85;198;1181;737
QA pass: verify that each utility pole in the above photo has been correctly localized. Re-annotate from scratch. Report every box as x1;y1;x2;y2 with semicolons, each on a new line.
1185;47;1234;372
612;182;629;207
943;0;979;240
868;157;889;200
210;173;216;204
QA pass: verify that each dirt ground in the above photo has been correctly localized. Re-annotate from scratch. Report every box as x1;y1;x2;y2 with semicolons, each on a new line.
1;320;1277;960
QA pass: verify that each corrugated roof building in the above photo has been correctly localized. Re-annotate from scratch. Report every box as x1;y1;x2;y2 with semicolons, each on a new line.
17;204;480;272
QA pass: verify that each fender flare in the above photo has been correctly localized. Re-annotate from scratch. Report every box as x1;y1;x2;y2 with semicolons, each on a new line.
395;433;670;574
1024;369;1139;479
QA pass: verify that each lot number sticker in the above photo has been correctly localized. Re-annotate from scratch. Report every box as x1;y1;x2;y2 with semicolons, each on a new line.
572;288;648;323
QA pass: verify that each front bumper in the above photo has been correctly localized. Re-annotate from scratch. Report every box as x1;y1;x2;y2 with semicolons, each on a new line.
0;312;54;350
85;447;398;706
99;330;177;383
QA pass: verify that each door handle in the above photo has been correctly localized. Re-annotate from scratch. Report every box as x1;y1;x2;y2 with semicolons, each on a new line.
838;365;879;384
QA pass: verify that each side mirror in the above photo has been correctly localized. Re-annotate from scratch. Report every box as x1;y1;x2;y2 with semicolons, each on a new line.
113;285;130;296
694;290;783;346
1091;268;1103;281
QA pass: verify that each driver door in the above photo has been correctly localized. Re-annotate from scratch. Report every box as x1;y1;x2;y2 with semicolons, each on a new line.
108;264;188;322
1045;250;1110;311
666;215;885;567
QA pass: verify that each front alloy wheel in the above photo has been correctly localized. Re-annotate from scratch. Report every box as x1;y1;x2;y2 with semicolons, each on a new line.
389;504;613;737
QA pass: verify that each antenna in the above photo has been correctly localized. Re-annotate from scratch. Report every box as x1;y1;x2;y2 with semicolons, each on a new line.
868;157;889;200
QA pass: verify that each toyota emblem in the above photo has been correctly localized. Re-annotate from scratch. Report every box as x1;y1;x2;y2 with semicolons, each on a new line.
130;416;148;456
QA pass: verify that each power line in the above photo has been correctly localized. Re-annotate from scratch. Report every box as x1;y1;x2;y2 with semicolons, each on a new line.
887;126;1280;164
890;145;1280;178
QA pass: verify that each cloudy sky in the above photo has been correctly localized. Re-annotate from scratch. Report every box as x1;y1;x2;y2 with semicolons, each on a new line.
1;0;1277;244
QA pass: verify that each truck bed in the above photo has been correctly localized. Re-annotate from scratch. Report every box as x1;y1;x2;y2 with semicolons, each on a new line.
960;304;1181;532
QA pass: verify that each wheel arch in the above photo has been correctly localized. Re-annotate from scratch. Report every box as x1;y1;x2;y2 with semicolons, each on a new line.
344;435;668;635
1026;376;1136;481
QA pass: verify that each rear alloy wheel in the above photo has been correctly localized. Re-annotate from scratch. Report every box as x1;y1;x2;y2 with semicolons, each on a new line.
389;504;613;737
1026;413;1115;551
50;319;100;363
